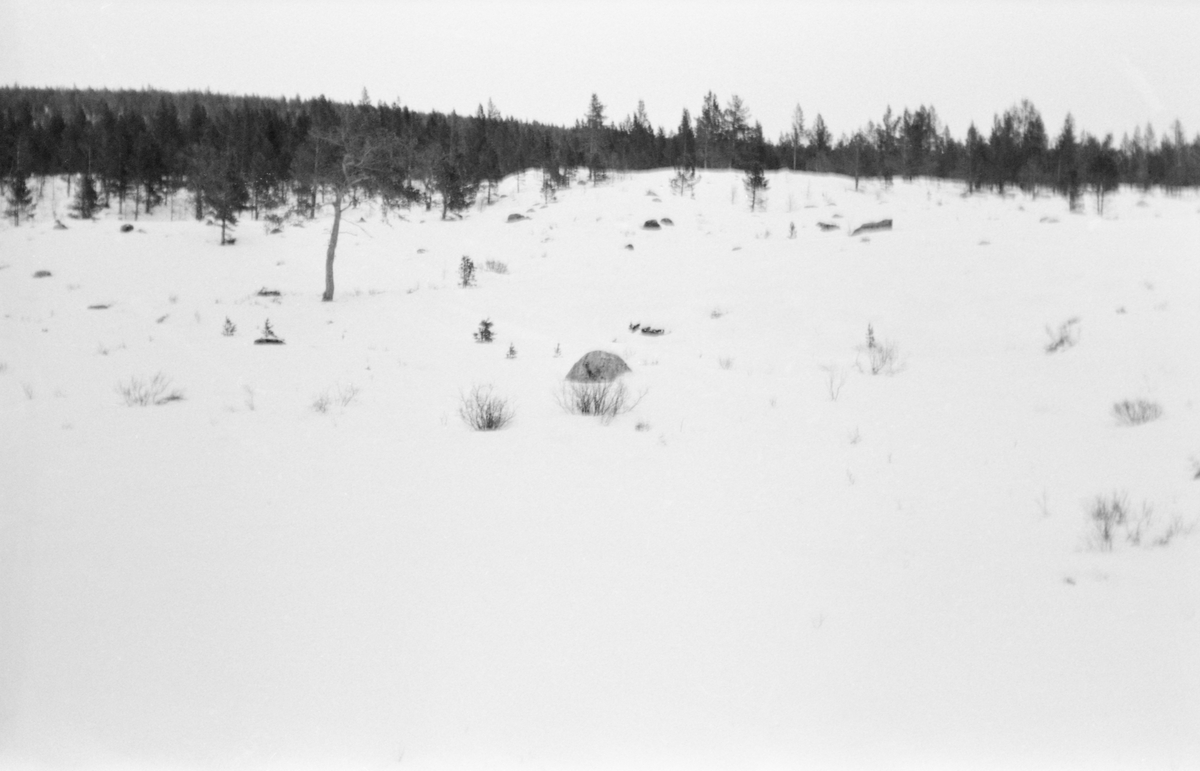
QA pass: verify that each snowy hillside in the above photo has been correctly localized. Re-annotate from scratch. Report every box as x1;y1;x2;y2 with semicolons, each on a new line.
2;169;1199;770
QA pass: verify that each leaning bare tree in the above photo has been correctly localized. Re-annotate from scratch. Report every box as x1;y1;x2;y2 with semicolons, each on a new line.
310;106;408;302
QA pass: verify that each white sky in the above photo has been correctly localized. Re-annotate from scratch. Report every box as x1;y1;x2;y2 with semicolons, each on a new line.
2;0;1197;142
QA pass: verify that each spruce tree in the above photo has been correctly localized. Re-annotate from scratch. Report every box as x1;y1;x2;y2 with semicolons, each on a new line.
436;152;476;220
585;94;608;184
73;172;99;219
195;146;249;245
1054;115;1081;210
6;173;33;226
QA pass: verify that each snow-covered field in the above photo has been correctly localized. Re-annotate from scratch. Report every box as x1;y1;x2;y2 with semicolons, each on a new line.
2;170;1199;770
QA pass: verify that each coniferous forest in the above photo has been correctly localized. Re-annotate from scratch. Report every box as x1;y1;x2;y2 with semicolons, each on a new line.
2;85;1199;229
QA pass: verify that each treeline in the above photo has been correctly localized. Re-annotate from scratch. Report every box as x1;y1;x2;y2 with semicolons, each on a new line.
2;86;1199;228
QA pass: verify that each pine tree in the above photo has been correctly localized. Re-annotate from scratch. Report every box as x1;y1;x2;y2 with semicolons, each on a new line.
789;104;806;170
1054;114;1081;210
436;152;477;220
6;173;34;226
194;146;249;245
585;94;608;183
72;172;99;219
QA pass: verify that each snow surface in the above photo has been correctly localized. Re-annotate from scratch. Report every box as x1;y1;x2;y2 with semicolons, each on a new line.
2;170;1199;770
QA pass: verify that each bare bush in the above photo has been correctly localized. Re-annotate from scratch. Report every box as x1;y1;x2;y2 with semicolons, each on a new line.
1112;399;1163;426
1045;317;1080;353
718;356;734;370
484;260;509;274
822;364;847;401
859;324;902;375
556;379;643;423
459;384;514;430
1085;492;1193;550
864;340;902;375
1088;491;1130;551
313;383;360;413
117;373;184;406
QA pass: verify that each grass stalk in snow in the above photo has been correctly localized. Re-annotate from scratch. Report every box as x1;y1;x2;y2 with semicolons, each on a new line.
1112;399;1162;426
117;373;184;406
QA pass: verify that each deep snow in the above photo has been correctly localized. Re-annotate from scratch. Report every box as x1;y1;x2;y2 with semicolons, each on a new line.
2;169;1199;770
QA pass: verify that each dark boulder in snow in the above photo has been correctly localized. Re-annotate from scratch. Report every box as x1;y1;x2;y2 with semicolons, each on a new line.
566;350;631;382
850;219;892;236
120;223;134;233
660;217;674;226
818;222;839;231
643;219;661;229
506;213;528;223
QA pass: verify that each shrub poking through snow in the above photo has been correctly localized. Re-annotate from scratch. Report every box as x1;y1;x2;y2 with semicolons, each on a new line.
484;259;509;274
459;384;513;430
863;324;901;375
459;256;476;287
473;319;494;343
1045;317;1080;353
254;319;284;344
312;383;360;413
1113;399;1162;426
553;343;562;358
222;317;237;336
1085;492;1193;550
117;373;184;406
556;380;643;424
1088;491;1129;551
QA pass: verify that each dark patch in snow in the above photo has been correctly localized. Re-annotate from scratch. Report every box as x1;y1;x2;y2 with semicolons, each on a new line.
850;219;892;236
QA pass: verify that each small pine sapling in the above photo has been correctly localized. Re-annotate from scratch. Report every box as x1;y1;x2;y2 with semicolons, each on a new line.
506;343;517;359
867;324;877;350
254;318;284;345
222;317;237;336
473;318;494;343
788;222;797;239
459;256;476;287
553;343;562;358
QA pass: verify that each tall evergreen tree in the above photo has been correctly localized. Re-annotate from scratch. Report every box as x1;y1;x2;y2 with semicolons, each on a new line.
788;104;806;170
194;145;248;245
1054;114;1081;209
584;93;608;183
436;151;477;220
6;172;34;226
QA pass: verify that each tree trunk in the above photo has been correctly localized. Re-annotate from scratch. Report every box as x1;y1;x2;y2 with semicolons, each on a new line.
323;189;342;302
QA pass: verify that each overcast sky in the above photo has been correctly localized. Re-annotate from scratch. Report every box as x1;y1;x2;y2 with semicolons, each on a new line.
2;0;1197;142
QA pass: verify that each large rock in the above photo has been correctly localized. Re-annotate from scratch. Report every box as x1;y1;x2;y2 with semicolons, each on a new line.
850;219;892;236
565;350;631;382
